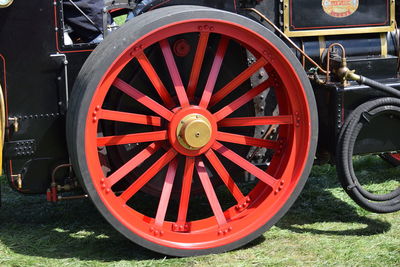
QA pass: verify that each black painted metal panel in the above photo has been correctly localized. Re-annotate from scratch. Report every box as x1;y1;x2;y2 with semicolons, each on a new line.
0;1;90;193
290;0;390;30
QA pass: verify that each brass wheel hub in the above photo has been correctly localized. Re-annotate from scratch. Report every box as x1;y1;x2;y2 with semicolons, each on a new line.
176;114;212;150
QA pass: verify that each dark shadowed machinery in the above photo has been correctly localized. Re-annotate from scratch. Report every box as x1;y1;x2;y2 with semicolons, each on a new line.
0;0;399;256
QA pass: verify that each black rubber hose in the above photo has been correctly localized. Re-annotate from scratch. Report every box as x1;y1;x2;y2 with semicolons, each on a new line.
357;75;400;98
336;97;400;213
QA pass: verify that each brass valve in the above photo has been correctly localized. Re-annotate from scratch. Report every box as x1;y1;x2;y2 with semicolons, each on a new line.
336;58;361;85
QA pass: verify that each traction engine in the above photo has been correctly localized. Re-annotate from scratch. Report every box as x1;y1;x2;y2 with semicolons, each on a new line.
0;0;399;256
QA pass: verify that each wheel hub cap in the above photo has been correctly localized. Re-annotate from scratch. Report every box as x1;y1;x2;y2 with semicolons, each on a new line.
177;114;212;150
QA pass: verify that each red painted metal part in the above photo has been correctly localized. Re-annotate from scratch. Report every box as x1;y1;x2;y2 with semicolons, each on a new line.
136;52;176;108
187;32;210;100
155;158;179;227
199;37;230;108
160;39;190;108
83;19;311;250
389;154;400;161
176;156;195;230
173;39;192;58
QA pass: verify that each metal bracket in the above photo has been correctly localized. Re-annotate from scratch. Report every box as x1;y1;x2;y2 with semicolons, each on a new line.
50;53;69;112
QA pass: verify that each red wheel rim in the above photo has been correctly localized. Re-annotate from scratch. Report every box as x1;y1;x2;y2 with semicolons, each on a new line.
84;19;312;250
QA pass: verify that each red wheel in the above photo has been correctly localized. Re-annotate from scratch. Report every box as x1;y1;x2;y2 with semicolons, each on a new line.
381;153;400;166
67;6;318;256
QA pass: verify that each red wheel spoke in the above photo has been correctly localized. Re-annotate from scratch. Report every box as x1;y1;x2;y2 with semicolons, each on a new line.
199;37;230;108
196;158;227;226
214;79;272;121
160;39;189;107
113;78;173;121
119;148;177;202
209;58;268;107
97;131;167;147
205;150;244;203
176;156;195;224
187;32;210;100
136;52;175;108
106;142;162;187
212;142;277;188
217;131;279;150
99;109;162;127
219;115;293;127
155;158;179;227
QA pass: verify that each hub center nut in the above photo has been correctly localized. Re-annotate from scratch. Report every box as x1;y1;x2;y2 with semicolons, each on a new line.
177;114;212;150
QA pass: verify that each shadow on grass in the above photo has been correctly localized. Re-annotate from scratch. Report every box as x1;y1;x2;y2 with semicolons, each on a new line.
0;162;392;262
0;184;165;261
277;164;392;236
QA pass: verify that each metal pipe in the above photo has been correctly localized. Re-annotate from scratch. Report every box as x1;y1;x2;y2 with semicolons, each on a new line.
58;194;88;201
48;163;72;202
245;8;328;74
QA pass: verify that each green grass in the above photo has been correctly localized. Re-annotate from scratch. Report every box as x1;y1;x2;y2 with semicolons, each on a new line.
0;156;399;267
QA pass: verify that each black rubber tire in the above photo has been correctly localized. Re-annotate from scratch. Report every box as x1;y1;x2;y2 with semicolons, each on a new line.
67;5;318;256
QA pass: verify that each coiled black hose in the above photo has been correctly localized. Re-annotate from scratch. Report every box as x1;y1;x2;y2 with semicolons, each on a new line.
336;97;400;213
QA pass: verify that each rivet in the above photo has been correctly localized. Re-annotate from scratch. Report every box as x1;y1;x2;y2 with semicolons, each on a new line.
95;105;100;111
210;26;214;31
198;26;203;31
